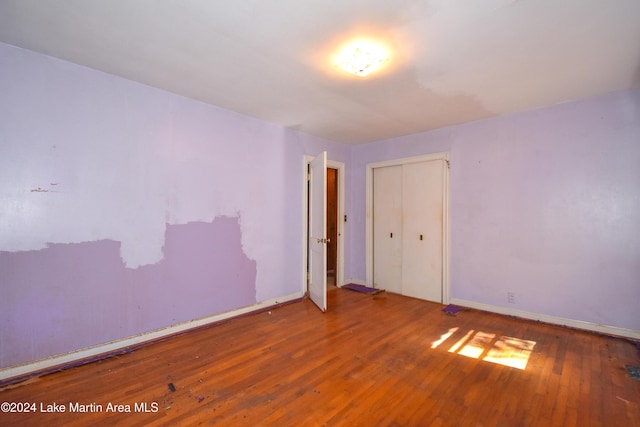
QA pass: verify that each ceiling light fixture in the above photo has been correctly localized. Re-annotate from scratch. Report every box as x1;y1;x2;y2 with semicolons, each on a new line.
336;42;389;77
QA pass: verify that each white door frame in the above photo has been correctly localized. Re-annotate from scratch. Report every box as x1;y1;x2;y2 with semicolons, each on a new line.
365;152;450;304
303;155;346;294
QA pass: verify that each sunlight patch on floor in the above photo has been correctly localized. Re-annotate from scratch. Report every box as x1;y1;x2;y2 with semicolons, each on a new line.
431;327;459;349
483;336;536;370
436;328;536;370
458;331;496;359
447;329;475;353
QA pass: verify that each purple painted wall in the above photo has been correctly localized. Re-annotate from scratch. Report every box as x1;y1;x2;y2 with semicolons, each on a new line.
0;218;256;368
0;42;350;369
347;89;640;331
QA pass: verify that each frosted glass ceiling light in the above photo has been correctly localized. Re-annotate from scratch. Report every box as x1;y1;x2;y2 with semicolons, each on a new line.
337;42;389;77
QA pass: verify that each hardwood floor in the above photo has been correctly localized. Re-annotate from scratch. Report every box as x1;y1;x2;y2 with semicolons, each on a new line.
1;288;639;426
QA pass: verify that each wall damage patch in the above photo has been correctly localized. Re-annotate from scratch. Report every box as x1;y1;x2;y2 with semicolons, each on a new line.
0;216;257;369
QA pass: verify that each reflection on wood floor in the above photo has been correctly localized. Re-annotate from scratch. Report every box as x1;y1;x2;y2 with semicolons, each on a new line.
1;289;639;426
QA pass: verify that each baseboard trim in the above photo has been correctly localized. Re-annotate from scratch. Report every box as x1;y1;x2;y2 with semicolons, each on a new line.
0;292;304;385
450;298;640;340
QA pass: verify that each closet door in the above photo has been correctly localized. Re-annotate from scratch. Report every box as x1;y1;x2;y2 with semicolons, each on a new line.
372;165;402;293
401;160;444;302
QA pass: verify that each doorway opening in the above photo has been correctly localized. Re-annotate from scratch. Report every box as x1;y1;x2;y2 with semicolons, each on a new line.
302;155;345;308
326;167;338;290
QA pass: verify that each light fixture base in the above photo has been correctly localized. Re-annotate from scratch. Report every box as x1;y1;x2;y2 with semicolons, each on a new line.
336;42;389;77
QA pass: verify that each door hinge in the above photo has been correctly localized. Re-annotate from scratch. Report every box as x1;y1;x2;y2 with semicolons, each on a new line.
446;159;450;169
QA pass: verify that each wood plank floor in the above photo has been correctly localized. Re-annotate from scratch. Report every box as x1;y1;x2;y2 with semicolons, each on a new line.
1;288;639;426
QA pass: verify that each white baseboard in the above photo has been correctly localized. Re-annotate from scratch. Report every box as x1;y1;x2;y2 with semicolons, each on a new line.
0;292;304;383
450;298;640;340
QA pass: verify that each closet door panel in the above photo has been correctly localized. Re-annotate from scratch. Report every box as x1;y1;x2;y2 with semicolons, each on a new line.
401;161;444;302
373;166;402;292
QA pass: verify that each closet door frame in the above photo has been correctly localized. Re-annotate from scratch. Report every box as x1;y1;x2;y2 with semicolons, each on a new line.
365;152;450;304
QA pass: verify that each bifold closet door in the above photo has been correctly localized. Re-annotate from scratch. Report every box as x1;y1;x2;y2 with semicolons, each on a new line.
372;165;402;293
401;161;444;302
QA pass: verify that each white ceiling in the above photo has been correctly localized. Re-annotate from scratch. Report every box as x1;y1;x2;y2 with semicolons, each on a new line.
1;0;638;144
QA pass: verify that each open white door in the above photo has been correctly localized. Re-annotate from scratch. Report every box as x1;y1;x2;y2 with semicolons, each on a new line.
309;152;327;312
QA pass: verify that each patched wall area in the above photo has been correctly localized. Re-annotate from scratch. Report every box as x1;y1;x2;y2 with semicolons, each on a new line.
0;218;256;368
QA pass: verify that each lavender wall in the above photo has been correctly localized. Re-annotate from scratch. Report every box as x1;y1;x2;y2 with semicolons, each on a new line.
347;89;640;331
1;218;257;367
0;42;350;369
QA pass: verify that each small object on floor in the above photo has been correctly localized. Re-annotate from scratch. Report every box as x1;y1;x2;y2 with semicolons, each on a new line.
197;396;205;403
442;304;465;316
168;383;176;392
343;283;385;295
627;365;640;380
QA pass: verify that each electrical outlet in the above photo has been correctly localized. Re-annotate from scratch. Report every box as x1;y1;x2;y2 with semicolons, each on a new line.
507;292;516;304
